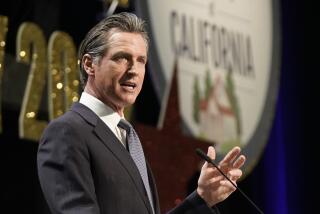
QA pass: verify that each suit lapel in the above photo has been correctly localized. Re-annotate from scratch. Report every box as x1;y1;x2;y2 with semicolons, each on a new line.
71;103;153;214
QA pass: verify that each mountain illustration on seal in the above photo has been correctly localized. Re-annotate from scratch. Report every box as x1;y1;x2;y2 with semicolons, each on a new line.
193;69;242;153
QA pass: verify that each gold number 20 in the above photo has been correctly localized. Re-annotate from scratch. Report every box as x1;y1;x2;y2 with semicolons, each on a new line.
16;23;79;141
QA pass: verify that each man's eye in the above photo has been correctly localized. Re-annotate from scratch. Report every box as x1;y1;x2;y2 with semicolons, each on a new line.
137;57;147;65
114;57;128;63
138;59;146;65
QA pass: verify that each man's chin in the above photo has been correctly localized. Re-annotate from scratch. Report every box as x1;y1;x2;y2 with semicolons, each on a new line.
121;97;137;107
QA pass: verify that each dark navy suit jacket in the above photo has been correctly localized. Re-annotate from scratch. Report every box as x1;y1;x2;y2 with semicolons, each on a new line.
37;102;219;214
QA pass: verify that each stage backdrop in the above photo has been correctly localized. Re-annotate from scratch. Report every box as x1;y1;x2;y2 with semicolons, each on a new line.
0;0;312;214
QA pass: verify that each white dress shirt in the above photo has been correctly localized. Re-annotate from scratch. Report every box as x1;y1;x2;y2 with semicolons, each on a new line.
79;92;126;146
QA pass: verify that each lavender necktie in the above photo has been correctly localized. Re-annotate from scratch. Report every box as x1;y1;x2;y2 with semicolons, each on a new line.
118;119;154;214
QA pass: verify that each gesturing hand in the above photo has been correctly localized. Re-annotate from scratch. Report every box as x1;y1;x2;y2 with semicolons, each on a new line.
196;146;246;207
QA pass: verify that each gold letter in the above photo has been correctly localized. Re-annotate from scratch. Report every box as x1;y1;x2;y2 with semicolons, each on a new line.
17;22;48;141
0;16;8;134
48;31;79;120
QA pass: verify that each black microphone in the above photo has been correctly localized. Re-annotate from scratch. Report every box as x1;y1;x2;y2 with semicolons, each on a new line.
196;148;264;214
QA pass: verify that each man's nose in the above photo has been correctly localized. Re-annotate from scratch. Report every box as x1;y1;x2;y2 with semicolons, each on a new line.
127;61;138;74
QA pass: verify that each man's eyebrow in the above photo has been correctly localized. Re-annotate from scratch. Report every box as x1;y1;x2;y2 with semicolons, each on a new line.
110;51;132;60
111;51;147;62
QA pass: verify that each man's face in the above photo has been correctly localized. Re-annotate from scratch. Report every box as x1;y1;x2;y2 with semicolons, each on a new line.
91;31;147;112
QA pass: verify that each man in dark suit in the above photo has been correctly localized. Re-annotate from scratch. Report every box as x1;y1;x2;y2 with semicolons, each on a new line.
37;12;246;214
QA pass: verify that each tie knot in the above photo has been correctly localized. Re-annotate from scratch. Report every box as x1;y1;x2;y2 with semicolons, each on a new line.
117;119;132;133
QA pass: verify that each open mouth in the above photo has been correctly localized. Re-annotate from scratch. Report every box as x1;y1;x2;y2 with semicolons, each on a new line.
120;82;137;90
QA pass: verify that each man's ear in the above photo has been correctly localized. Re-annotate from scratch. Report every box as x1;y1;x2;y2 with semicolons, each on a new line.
82;54;95;76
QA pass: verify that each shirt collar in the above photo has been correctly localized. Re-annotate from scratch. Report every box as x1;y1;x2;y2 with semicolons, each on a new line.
79;91;122;130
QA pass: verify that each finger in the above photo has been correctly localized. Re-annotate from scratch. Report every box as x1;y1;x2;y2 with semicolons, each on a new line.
233;155;246;168
200;161;214;177
227;169;243;180
220;179;237;186
220;180;237;191
201;161;208;170
207;146;216;160
207;175;225;184
220;146;241;164
202;164;222;179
